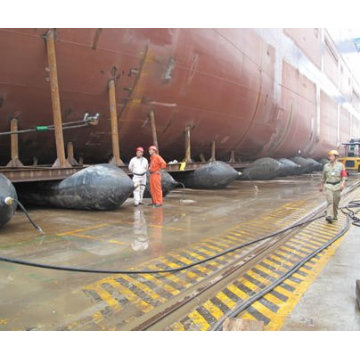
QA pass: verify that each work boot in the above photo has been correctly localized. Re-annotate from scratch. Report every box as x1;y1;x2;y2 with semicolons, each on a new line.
325;216;333;224
333;216;338;221
154;204;162;208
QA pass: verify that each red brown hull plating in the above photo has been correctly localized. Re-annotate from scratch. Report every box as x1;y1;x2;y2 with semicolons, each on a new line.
0;28;359;164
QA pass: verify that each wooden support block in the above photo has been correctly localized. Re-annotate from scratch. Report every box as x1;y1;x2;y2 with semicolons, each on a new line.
6;118;24;167
46;29;70;168
66;142;79;166
210;140;216;162
108;79;124;166
149;110;159;150
184;125;192;163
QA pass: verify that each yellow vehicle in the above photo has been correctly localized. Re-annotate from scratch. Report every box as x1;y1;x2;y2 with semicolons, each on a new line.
338;139;360;172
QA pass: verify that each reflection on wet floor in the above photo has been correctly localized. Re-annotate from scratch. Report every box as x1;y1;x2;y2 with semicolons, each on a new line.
0;174;339;330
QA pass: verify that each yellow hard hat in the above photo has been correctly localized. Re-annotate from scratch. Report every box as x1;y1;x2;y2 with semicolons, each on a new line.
328;150;339;157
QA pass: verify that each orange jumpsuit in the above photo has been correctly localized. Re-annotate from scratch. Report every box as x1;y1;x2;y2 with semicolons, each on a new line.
149;153;167;205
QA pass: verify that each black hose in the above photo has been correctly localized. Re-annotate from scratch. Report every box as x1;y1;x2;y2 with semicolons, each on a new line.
0;213;324;274
213;215;351;331
14;199;45;234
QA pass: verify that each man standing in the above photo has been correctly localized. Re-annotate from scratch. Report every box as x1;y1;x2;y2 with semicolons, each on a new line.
320;149;347;223
148;145;167;207
129;147;148;206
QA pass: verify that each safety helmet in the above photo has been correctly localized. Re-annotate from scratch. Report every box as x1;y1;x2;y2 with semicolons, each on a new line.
136;147;144;153
148;145;158;153
328;150;339;157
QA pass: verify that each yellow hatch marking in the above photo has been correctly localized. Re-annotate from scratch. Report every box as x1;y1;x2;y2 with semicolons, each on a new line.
216;292;237;310
188;311;210;331
104;278;154;313
203;300;224;320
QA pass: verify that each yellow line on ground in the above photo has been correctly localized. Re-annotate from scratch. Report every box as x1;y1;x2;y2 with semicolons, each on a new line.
57;223;108;236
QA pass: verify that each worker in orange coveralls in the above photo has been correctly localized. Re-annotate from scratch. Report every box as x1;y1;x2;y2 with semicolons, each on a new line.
148;145;167;207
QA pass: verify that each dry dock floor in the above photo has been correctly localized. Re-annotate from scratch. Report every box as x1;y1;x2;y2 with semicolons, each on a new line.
0;174;359;330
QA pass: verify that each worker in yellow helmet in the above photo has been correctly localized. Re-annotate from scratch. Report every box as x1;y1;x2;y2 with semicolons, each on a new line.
319;150;347;223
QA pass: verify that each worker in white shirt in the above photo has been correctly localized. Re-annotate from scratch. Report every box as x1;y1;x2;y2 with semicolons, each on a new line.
128;147;149;206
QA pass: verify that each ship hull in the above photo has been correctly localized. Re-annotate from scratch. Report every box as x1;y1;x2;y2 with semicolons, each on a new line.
0;28;359;164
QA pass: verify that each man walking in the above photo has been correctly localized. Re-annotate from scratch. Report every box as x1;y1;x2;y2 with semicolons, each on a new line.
148;145;166;207
129;147;148;206
320;149;347;223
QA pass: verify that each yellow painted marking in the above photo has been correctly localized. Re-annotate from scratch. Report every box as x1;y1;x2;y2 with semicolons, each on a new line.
256;263;281;280
188;310;210;331
274;249;299;262
170;253;210;274
203;300;224;320
104;278;154;313
0;319;8;325
280;245;311;257
160;258;200;280
239;311;259;322
301;230;332;241
92;311;104;324
57;223;108;236
171;322;185;331
92;285;123;312
139;273;180;296
268;253;294;268
251;300;276;319
184;249;220;268
216;292;237;310
227;284;248;300
266;234;347;331
290;238;320;250
261;258;290;274
121;274;167;303
225;235;240;241
264;293;283;306
147;264;190;289
203;241;228;251
108;239;127;245
247;269;272;287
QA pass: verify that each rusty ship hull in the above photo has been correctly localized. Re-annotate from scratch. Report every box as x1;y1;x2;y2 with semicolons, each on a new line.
0;28;359;165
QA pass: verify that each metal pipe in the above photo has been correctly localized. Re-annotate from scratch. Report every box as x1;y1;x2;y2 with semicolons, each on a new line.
46;29;69;168
149;110;159;150
108;79;123;166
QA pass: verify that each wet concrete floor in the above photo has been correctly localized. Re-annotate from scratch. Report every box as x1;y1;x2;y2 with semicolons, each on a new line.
0;174;346;330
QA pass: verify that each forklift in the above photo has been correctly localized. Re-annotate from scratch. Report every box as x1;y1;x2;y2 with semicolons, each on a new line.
338;139;360;172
